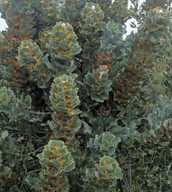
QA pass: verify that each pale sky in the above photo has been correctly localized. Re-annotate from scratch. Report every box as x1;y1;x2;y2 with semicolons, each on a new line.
0;0;145;36
0;13;7;31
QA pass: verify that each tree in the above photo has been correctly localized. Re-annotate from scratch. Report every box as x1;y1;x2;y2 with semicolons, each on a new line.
0;0;171;191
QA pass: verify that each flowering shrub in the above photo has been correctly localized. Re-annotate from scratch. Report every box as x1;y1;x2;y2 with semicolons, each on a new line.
0;0;171;191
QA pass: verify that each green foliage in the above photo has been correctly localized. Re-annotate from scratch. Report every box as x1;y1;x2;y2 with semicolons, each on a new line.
48;74;81;139
46;21;81;60
83;67;112;102
87;132;121;157
36;140;75;192
0;86;31;121
37;140;75;174
80;2;104;58
27;140;75;192
61;0;86;24
163;40;172;97
18;39;51;88
0;130;32;192
0;0;171;192
85;156;123;191
148;95;172;128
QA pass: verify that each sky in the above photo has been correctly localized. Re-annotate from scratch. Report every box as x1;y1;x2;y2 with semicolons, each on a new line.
0;0;146;35
0;13;7;31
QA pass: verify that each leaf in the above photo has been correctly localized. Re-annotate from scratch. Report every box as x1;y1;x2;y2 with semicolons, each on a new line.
167;163;171;175
151;166;159;173
131;131;141;142
1;130;8;139
25;176;39;186
83;121;92;135
150;129;156;137
115;167;123;180
25;95;32;107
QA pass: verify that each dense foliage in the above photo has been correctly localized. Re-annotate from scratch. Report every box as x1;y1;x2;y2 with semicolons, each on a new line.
0;0;171;191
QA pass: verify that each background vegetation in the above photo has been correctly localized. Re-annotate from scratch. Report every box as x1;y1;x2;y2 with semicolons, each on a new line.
0;0;171;191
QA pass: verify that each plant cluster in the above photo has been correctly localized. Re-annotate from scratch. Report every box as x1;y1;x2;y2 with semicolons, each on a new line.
0;0;171;191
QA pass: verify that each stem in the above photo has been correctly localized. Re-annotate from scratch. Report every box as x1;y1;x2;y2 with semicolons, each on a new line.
28;146;44;156
159;174;162;191
5;126;18;131
123;173;130;191
30;111;52;115
27;168;42;174
75;80;84;86
129;164;132;192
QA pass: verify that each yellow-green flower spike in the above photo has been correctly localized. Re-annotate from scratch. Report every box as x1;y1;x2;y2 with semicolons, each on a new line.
37;140;75;192
50;75;80;115
46;21;81;61
84;68;112;102
38;140;75;175
81;2;104;34
95;156;123;185
39;173;69;192
87;0;115;22
61;0;86;25
49;75;81;139
49;112;81;139
85;156;123;189
39;27;52;45
88;132;121;156
17;39;49;86
18;39;43;70
36;0;61;26
80;2;104;57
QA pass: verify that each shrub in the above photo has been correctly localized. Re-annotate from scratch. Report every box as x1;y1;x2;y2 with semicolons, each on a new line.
0;0;171;191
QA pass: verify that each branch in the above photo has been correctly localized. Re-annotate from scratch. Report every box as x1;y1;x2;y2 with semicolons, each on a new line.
5;126;18;131
75;80;84;86
30;111;52;115
27;168;42;174
28;146;44;156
